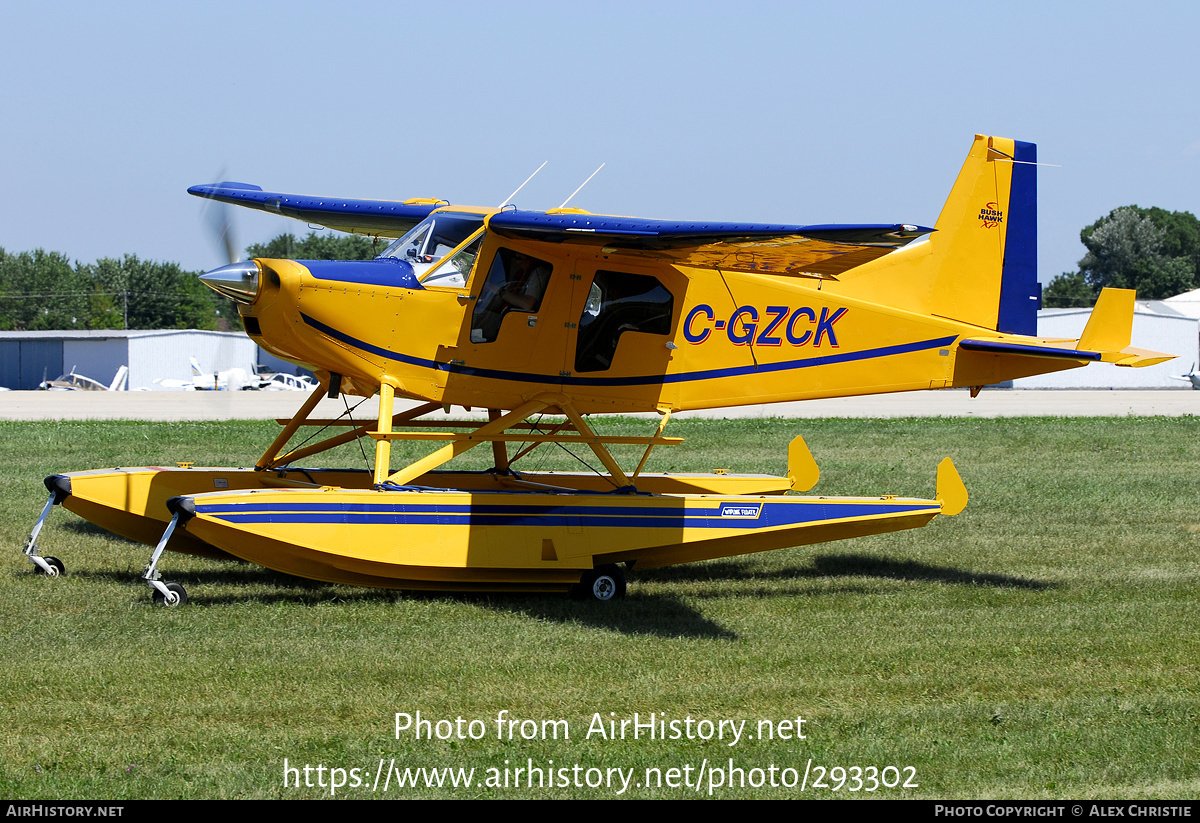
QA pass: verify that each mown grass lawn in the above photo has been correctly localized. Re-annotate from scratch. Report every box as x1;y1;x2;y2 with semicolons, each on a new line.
1;416;1197;799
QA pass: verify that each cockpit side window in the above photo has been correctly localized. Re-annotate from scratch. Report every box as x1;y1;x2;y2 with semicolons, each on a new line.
470;248;553;343
420;231;485;289
382;223;431;262
377;212;485;284
574;270;673;372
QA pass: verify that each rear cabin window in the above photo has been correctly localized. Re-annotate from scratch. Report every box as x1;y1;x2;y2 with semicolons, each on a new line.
575;271;673;372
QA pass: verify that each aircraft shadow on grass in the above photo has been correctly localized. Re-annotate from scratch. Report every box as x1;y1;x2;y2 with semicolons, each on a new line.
637;552;1055;591
482;593;739;640
60;514;1052;594
63;519;139;541
438;552;1055;638
55;518;1050;636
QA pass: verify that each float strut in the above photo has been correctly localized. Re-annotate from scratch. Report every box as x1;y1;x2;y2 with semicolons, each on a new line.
142;498;195;604
23;494;58;576
23;475;72;576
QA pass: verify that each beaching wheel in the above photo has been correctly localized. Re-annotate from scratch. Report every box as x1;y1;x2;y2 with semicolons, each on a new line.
37;556;65;577
578;564;626;602
152;582;188;607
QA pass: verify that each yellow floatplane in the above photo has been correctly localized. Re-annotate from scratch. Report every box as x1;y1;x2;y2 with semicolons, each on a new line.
24;135;1169;604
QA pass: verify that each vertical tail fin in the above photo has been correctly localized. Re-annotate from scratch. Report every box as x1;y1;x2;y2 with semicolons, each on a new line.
839;135;1042;334
930;135;1039;334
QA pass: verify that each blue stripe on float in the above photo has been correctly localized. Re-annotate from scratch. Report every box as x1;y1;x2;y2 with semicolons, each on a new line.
198;502;689;515
198;501;936;529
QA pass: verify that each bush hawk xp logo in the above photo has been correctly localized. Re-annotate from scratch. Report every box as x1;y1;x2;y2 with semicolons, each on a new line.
978;201;1004;229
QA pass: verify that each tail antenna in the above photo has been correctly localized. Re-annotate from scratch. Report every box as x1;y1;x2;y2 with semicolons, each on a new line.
559;163;605;209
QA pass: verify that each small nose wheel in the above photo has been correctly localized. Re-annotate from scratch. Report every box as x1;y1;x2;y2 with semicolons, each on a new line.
574;564;626;602
151;582;188;607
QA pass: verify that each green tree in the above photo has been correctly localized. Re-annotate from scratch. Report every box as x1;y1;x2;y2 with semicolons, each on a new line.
0;247;239;331
87;287;124;330
1042;271;1095;308
0;248;92;330
245;231;383;261
82;255;221;330
1048;205;1200;306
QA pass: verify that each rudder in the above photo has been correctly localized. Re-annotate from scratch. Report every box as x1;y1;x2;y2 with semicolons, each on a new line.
995;139;1039;334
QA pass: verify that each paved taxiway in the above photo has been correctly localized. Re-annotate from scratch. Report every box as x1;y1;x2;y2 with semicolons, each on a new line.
0;389;1194;422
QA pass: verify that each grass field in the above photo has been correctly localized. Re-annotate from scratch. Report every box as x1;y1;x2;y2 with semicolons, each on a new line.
1;416;1197;799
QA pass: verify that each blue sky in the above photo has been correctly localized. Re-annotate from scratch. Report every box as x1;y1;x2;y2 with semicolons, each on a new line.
2;1;1197;286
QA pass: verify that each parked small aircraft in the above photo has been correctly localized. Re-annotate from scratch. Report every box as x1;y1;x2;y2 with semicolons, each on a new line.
24;135;1171;604
244;372;318;391
152;357;252;391
39;366;128;392
1169;363;1200;389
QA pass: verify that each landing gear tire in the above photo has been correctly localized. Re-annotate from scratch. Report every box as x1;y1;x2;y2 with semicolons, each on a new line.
37;556;65;577
152;582;188;607
575;564;626;602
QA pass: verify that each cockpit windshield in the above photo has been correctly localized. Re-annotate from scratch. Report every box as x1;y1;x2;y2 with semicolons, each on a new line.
378;212;486;283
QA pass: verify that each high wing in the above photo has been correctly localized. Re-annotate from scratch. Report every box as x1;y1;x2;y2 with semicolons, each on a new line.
187;182;443;238
487;210;933;278
189;182;932;278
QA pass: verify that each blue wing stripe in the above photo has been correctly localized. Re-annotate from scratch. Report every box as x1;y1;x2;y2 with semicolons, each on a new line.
187;184;439;236
489;211;932;247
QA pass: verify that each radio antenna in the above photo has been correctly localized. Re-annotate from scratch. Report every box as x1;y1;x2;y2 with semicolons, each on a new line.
559;163;605;209
499;161;548;208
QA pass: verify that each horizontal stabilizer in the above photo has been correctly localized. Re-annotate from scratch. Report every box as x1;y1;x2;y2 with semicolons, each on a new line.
1076;288;1173;367
958;337;1172;368
958;339;1101;361
1107;347;1176;368
959;285;1174;369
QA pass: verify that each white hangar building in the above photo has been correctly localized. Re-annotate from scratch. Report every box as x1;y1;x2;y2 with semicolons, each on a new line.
0;329;300;390
1013;301;1197;389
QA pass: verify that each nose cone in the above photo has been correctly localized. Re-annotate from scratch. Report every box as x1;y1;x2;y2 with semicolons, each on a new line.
200;260;260;304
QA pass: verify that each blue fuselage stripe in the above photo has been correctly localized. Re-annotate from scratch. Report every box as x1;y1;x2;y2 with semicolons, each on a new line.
299;312;956;388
